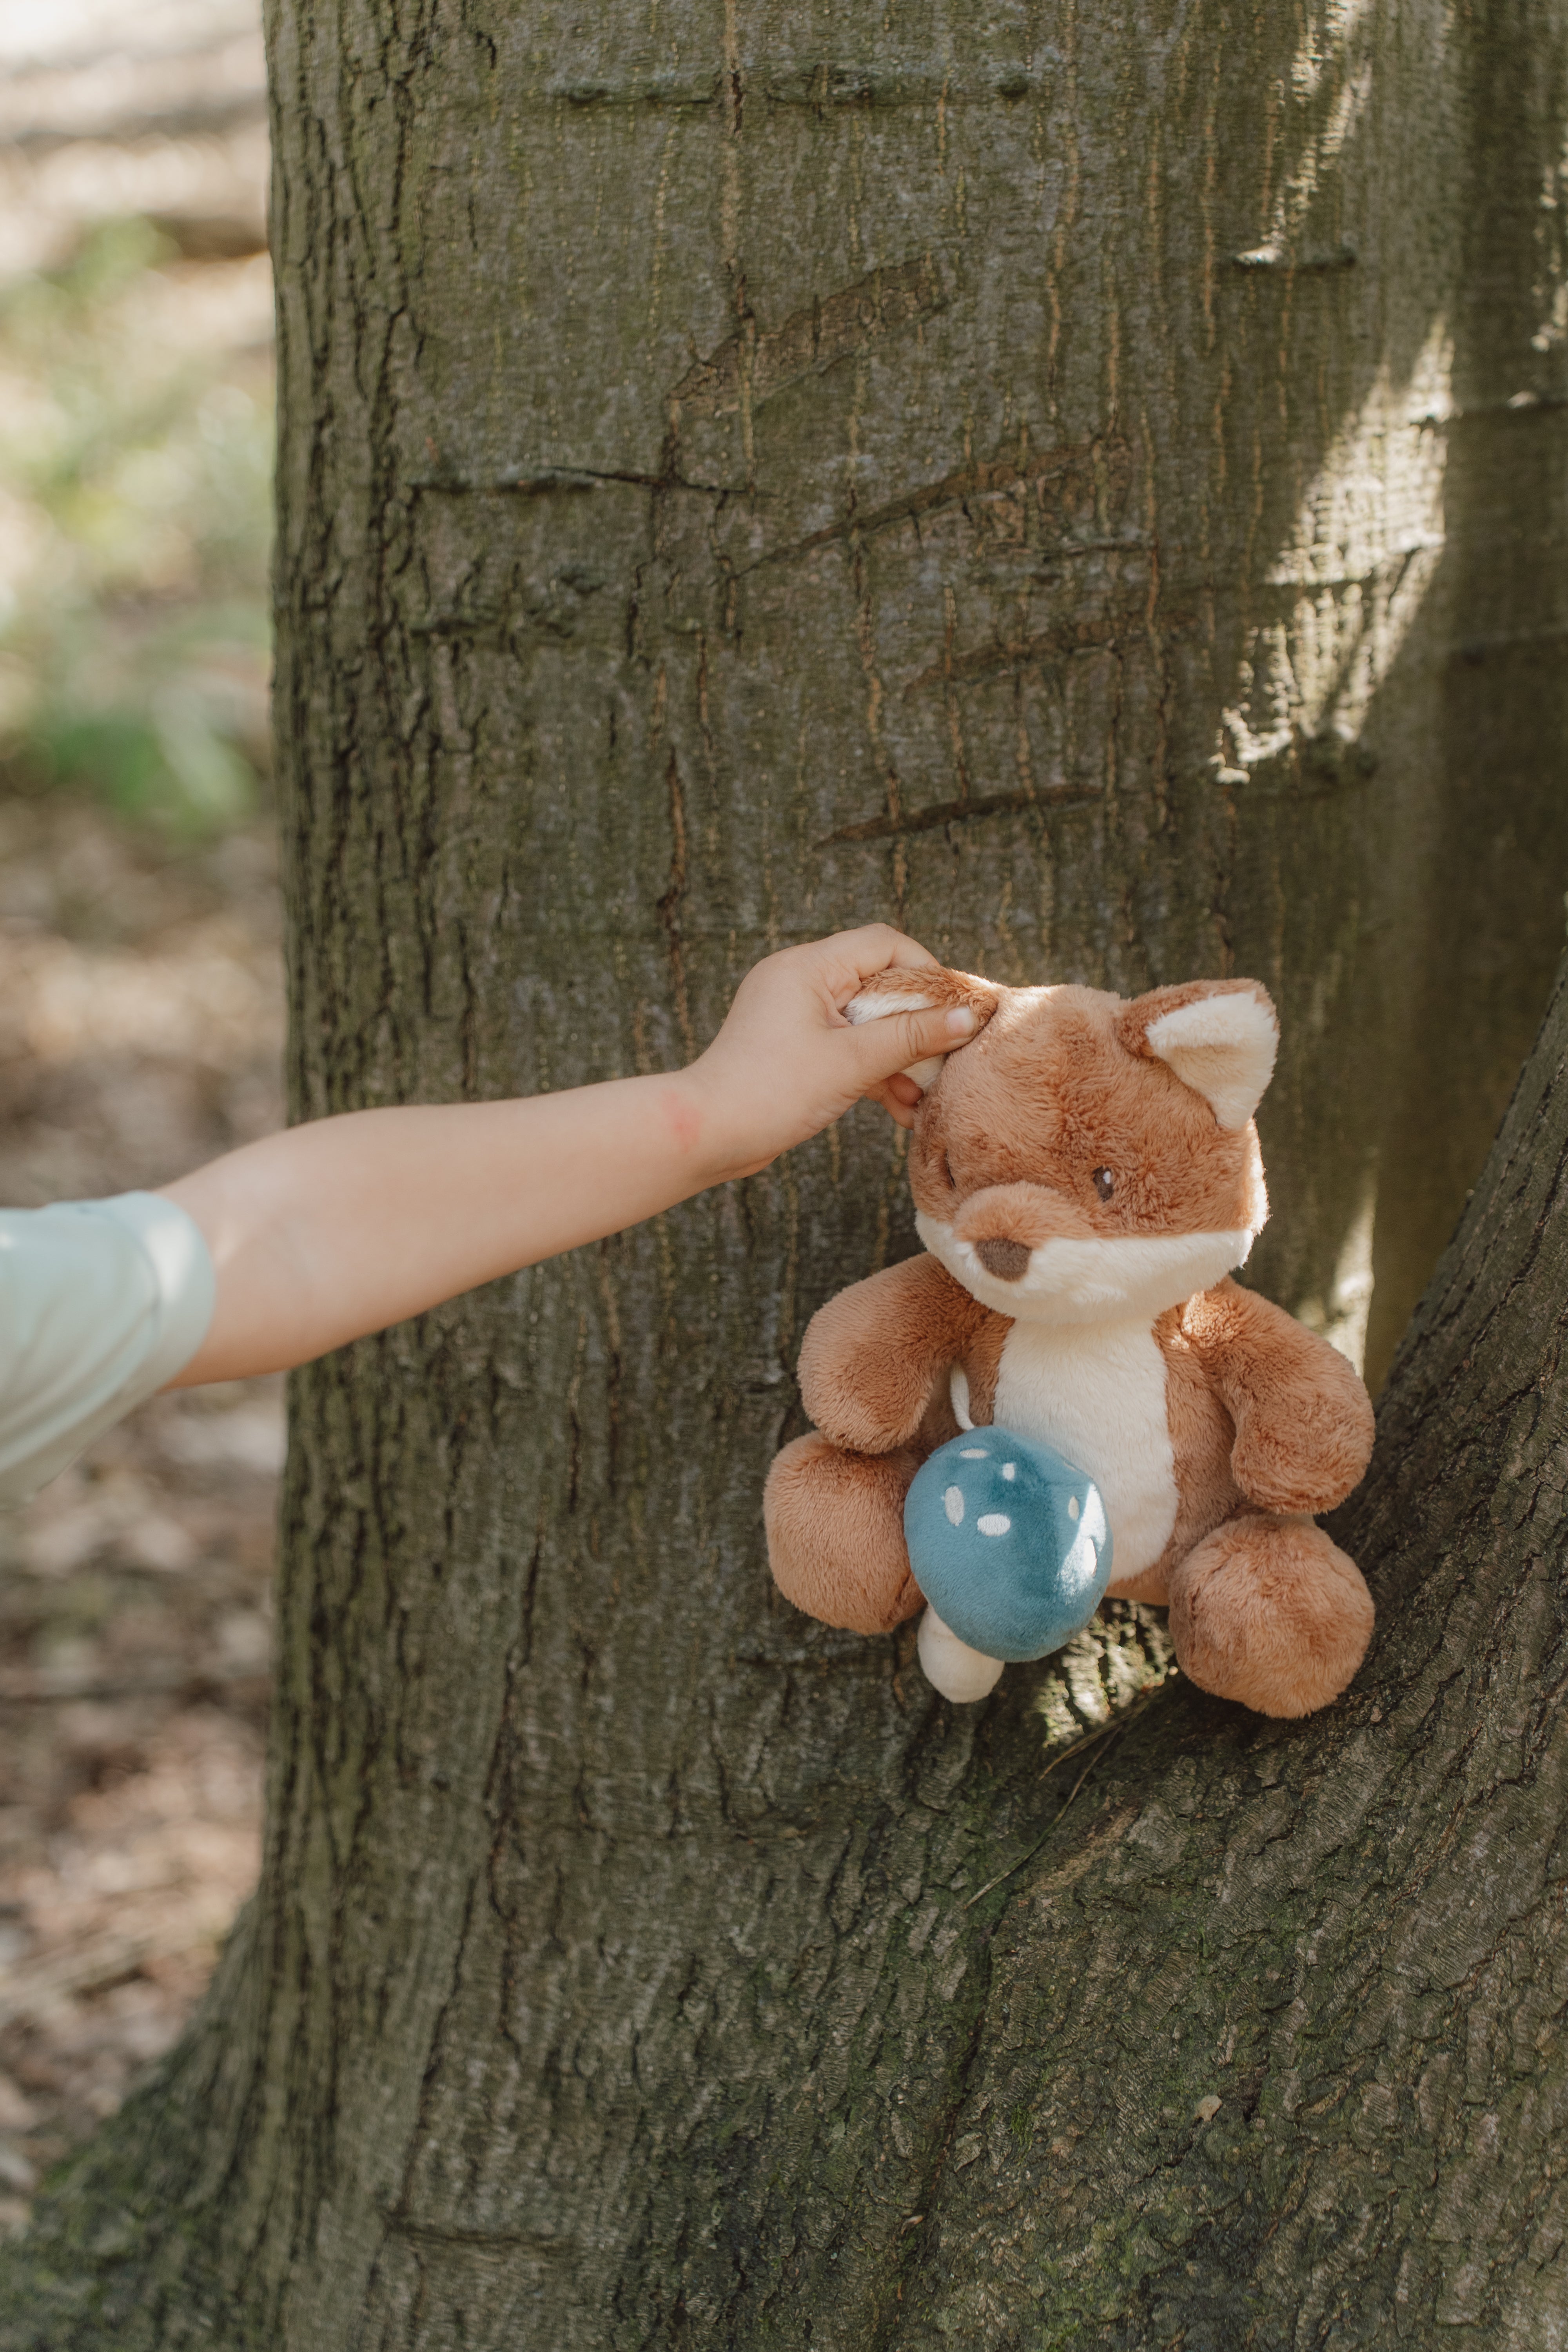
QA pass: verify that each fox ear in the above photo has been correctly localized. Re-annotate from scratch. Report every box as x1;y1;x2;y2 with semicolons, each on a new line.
846;965;1000;1088
1122;980;1279;1130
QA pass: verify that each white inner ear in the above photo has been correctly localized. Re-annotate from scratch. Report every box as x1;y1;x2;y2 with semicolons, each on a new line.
1143;991;1278;1129
844;989;944;1087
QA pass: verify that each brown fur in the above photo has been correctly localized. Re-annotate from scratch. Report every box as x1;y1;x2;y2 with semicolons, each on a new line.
1180;1279;1375;1511
1167;1515;1374;1718
1117;977;1271;1060
958;1310;1010;1428
916;1378;963;1455
797;1254;985;1453
907;984;1268;1240
767;968;1377;1719
848;964;1001;1020
1108;1307;1250;1605
768;1254;985;1637
764;1436;925;1634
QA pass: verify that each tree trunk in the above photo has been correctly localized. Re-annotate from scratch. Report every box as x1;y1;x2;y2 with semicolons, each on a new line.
5;0;1568;2345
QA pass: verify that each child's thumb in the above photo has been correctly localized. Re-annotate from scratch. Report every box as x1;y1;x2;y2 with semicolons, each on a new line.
848;999;986;1088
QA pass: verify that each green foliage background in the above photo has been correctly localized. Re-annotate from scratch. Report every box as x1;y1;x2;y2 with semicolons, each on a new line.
0;218;273;838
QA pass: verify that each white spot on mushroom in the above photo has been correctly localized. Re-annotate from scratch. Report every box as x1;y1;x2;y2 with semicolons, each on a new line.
977;1513;1012;1537
944;1486;965;1526
958;1448;988;1459
1068;1494;1080;1520
1001;1462;1016;1480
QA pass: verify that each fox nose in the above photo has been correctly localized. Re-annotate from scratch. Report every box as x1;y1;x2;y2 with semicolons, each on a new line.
974;1237;1031;1281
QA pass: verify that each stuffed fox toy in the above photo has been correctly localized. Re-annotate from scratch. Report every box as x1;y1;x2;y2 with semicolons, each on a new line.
764;966;1377;1719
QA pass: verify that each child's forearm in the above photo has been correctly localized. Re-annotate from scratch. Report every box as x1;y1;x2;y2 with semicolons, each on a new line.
159;1072;737;1387
158;926;989;1387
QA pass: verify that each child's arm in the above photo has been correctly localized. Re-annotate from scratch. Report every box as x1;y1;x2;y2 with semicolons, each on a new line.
160;927;985;1387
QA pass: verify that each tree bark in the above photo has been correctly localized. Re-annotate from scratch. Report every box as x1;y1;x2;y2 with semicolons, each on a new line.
4;0;1568;2345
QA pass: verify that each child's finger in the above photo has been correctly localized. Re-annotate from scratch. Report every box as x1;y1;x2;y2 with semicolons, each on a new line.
865;1073;925;1130
864;1077;920;1130
819;924;942;996
846;1000;984;1087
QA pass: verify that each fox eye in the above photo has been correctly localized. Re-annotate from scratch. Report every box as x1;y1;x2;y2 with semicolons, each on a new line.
1093;1167;1115;1201
939;1151;956;1192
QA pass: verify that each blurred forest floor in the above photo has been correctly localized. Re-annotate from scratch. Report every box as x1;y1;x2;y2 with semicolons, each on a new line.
0;0;281;2232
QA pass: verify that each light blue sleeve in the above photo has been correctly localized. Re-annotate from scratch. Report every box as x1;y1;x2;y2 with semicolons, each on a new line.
0;1193;216;1508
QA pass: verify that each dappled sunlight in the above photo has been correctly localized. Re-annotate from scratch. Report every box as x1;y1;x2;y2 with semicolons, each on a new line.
1196;2;1471;1390
1222;314;1452;776
1295;1169;1378;1368
1237;0;1374;269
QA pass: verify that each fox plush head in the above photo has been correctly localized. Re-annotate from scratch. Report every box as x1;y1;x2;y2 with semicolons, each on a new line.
850;966;1277;1323
771;964;1376;1719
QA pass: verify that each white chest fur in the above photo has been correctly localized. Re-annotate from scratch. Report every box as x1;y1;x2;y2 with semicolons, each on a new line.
991;1319;1178;1583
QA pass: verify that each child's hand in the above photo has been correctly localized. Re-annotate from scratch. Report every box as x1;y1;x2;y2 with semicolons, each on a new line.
682;926;991;1181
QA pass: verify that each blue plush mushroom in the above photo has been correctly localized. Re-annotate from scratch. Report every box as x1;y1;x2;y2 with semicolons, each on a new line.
904;1427;1113;1664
